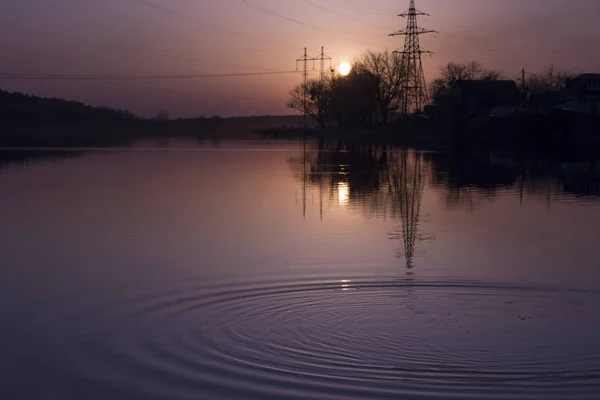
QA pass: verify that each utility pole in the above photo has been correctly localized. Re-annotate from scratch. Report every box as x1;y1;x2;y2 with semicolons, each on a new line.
390;0;437;117
296;48;313;128
521;68;526;93
313;46;332;82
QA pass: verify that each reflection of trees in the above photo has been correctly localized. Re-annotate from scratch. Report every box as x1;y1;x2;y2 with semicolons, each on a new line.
289;140;600;270
0;150;83;174
422;150;598;207
289;140;427;269
289;140;396;219
426;151;517;210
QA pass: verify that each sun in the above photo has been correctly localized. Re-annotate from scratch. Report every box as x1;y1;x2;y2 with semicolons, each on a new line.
338;62;352;76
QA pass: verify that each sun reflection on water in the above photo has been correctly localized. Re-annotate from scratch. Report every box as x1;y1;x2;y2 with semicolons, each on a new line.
341;280;350;291
338;181;349;205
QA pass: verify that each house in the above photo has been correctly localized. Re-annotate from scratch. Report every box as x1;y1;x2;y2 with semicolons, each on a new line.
557;73;600;115
525;91;561;116
453;80;523;119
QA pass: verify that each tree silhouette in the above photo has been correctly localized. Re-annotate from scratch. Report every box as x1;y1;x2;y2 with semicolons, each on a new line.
288;50;407;127
0;90;138;123
526;64;573;99
430;61;503;104
288;80;331;128
354;50;405;124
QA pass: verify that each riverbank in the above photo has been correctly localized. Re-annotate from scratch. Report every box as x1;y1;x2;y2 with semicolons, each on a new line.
257;114;600;156
2;113;598;155
0;121;260;148
257;122;453;150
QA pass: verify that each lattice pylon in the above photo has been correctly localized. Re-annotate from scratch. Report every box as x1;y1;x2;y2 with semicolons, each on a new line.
296;48;314;128
313;47;332;82
389;0;437;116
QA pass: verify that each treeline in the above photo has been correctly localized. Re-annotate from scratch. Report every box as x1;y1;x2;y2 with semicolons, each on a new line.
430;61;573;104
0;90;138;124
0;90;144;147
289;50;576;128
0;89;310;146
289;50;405;127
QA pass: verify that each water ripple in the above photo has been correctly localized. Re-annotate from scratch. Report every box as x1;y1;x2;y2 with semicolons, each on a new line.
45;279;600;399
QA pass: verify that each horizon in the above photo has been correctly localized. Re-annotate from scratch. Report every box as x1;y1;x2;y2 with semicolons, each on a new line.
1;0;599;118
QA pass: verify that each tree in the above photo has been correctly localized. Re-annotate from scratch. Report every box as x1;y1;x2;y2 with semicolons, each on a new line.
442;61;483;84
354;50;405;124
288;79;331;128
526;64;573;98
480;70;504;81
431;61;503;104
287;50;407;127
329;69;378;127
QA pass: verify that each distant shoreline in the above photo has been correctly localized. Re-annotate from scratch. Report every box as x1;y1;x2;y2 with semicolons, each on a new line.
255;114;600;156
2;112;599;158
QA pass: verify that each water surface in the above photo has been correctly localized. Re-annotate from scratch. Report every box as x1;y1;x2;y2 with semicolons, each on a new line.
1;139;599;399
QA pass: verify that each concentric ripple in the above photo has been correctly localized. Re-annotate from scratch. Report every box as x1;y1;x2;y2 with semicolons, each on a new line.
51;279;600;399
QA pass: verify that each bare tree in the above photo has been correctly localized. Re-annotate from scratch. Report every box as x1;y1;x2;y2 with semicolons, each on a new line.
526;64;573;98
480;69;504;81
431;61;503;103
354;50;404;124
440;61;503;85
441;61;482;84
288;79;331;128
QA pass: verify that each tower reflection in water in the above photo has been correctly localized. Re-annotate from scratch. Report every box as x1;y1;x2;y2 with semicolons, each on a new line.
289;139;428;271
289;138;600;273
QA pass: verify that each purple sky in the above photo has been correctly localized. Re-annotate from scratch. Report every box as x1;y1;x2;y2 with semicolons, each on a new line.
1;0;599;118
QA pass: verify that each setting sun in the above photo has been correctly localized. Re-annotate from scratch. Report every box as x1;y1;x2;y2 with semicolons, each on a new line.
338;62;352;76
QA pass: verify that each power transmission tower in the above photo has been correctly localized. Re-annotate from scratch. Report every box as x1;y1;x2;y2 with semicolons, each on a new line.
313;47;332;82
389;0;437;117
296;48;314;128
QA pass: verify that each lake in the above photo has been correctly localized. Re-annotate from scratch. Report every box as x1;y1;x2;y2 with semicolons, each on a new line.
1;139;599;399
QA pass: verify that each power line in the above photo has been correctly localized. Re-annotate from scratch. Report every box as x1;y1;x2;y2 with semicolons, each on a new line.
436;30;597;63
0;71;300;81
11;25;289;74
1;27;305;112
234;0;313;29
229;0;387;49
321;0;396;17
304;0;598;68
299;0;395;31
423;13;600;63
428;31;599;74
131;0;305;51
75;39;274;72
428;14;595;46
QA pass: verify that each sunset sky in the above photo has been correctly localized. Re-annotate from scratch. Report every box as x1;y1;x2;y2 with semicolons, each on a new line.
1;0;599;118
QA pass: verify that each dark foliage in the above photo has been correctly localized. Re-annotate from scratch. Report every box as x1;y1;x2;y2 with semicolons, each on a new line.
0;90;138;124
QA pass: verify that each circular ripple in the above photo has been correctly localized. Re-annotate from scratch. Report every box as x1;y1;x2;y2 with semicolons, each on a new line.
63;280;600;399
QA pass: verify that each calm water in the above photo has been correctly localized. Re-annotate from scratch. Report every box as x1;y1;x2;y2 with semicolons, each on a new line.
1;139;600;400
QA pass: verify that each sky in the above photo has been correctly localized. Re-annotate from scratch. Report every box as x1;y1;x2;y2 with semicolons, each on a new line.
1;0;599;118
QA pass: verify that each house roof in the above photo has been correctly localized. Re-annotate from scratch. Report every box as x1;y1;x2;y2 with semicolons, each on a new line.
573;73;600;80
456;80;522;105
562;73;600;98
